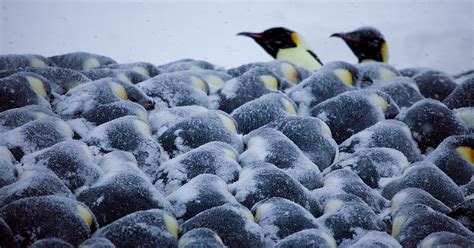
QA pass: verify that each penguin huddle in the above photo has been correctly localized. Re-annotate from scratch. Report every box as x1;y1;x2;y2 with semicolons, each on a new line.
0;31;473;248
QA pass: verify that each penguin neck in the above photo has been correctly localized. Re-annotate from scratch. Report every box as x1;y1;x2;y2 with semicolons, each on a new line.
276;47;323;71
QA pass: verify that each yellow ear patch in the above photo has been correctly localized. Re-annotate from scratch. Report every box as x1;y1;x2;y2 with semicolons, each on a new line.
456;108;474;129
419;237;437;248
190;64;203;70
281;98;297;115
137;109;149;123
76;204;93;226
163;213;179;239
324;199;344;214
80;142;94;161
254;202;272;222
223;148;237;161
26;76;47;97
205;75;225;88
178;237;188;246
332;149;339;165
0;146;14;163
379;67;398;81
116;73;132;84
132;66;150;77
18;169;35;180
319;120;332;138
217;113;237;133
291;32;300;46
456;146;474;164
83;58;101;70
391;191;408;209
35;112;49;119
381;42;389;63
56;119;74;138
408;82;420;92
214;233;224;244
30;58;48;68
259;75;278;90
217;179;229;192
190;76;207;92
134;119;152;137
334;69;353;86
110;82;128;100
246;136;260;150
280;62;298;84
370;94;388;112
320;231;337;248
240;207;255;222
239;167;251;179
391;215;407;238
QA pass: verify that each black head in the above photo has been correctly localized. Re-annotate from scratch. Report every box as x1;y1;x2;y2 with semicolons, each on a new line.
331;26;388;63
238;27;298;58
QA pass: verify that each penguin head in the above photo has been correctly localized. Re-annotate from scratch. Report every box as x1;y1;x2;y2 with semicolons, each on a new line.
331;26;388;63
238;27;297;58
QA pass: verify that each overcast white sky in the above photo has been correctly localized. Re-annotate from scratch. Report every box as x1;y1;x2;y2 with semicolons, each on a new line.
0;0;473;73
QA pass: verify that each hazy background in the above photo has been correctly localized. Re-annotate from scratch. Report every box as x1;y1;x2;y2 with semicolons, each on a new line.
0;0;472;74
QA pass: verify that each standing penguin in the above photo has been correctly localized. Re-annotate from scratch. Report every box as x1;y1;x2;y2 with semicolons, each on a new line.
238;27;323;71
331;26;389;63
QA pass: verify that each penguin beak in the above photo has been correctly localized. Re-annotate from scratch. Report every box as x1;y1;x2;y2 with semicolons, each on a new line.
330;32;345;39
330;32;353;41
237;32;264;40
